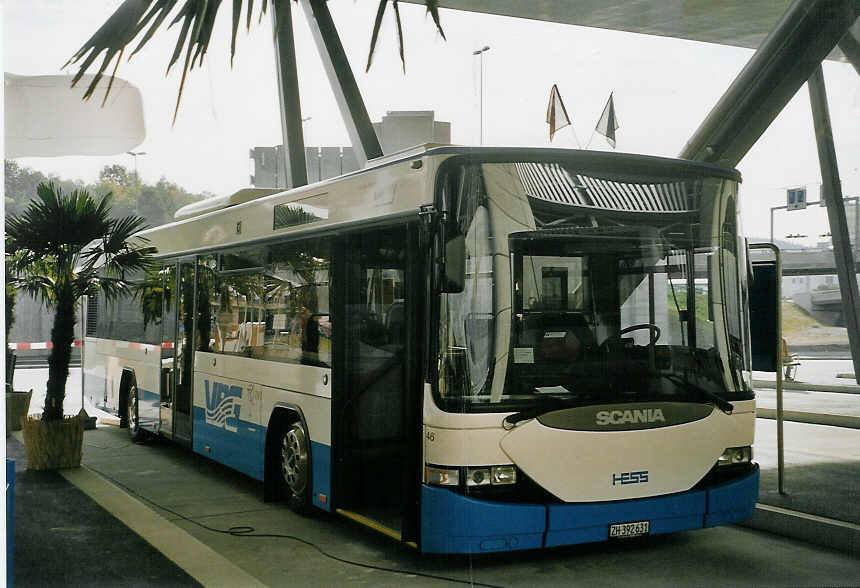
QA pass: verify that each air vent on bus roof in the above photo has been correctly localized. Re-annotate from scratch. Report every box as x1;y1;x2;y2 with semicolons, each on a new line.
173;188;282;221
515;162;700;212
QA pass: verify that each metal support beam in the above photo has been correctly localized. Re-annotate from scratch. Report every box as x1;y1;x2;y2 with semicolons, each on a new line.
680;0;857;167
300;0;383;167
272;0;308;189
808;66;860;384
838;28;860;75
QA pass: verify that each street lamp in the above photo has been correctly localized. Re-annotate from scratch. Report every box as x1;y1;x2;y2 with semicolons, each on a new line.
473;45;490;145
126;151;147;179
126;151;146;216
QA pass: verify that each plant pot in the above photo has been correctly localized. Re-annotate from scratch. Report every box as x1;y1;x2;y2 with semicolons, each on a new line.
5;389;32;433
21;415;84;470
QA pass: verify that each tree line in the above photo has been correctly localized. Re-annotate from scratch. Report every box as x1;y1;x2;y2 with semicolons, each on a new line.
5;160;210;228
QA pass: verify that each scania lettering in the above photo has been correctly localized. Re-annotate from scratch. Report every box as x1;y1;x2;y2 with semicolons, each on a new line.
84;146;760;554
596;409;666;426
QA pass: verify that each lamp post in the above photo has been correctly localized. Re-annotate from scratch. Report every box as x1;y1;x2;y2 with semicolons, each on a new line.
126;151;146;179
473;45;490;145
126;151;146;215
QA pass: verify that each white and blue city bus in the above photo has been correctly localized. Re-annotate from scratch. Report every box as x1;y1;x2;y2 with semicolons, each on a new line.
83;146;759;554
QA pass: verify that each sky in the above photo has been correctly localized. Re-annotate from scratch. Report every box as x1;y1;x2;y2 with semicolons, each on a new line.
3;1;859;243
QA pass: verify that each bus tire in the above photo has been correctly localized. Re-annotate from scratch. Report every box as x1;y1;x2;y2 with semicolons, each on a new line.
277;419;312;513
124;380;146;443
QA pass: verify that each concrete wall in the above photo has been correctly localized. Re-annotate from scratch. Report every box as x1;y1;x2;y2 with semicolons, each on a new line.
372;110;451;154
8;292;82;344
251;111;451;188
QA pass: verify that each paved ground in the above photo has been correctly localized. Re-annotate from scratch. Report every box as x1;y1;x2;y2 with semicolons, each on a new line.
754;419;860;525
8;365;860;586
7;435;200;588
32;425;860;587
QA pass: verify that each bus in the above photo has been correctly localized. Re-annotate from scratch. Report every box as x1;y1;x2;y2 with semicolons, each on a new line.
83;146;759;554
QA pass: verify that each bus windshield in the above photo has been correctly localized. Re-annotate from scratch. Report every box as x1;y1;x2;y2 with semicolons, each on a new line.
436;159;752;413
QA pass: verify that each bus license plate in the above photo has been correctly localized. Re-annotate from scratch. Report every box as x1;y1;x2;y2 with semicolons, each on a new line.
609;521;650;538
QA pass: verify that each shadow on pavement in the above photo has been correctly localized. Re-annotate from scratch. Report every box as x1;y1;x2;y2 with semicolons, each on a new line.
759;461;860;525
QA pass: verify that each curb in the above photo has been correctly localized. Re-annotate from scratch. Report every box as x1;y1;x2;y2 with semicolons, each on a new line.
753;379;860;394
755;408;860;429
742;503;860;558
60;465;266;588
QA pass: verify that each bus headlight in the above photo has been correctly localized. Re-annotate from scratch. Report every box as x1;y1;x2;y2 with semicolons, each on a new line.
466;467;491;486
491;465;517;485
428;464;518;487
425;465;459;486
718;446;752;466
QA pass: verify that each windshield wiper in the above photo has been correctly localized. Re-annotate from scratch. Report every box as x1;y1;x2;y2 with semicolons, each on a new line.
503;395;580;429
661;373;734;414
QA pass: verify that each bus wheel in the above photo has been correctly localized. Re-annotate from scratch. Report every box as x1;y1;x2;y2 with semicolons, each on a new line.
279;420;311;512
126;382;146;442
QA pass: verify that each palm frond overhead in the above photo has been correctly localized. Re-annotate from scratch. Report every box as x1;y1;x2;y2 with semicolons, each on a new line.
66;0;445;121
365;0;445;73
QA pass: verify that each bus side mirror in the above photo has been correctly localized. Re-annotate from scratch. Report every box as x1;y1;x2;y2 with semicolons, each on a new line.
749;261;779;372
442;234;465;293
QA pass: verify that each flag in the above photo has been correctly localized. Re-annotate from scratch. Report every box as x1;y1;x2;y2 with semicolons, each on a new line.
546;84;571;141
595;92;620;148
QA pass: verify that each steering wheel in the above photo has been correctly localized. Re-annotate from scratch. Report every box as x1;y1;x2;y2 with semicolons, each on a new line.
619;323;661;344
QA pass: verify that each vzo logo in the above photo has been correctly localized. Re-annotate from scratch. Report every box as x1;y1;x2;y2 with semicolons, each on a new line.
204;380;243;432
612;471;649;486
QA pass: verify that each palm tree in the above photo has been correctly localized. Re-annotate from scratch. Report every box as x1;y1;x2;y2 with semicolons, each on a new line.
66;0;445;120
5;182;155;422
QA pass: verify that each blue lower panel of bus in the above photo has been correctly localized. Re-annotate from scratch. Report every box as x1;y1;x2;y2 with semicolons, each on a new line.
421;485;546;553
192;407;266;481
702;467;759;528
421;465;759;553
191;408;333;510
311;442;331;512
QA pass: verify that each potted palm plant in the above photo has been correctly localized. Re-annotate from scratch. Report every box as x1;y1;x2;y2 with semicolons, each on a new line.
5;182;154;469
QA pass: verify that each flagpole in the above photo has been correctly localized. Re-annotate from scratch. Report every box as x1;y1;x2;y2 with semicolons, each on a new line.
584;129;596;149
571;126;583;149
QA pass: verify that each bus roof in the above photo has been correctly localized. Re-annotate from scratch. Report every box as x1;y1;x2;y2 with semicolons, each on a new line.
138;145;740;260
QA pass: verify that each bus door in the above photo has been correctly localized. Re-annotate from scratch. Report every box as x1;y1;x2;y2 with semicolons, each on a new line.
160;260;195;444
159;264;176;437
334;226;422;543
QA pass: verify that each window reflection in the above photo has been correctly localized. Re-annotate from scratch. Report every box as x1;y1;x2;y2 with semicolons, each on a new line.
205;239;331;367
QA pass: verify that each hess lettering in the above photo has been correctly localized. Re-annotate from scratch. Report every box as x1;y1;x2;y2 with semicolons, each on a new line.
612;471;649;486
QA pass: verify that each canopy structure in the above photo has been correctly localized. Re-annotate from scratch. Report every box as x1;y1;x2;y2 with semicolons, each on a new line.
401;1;859;65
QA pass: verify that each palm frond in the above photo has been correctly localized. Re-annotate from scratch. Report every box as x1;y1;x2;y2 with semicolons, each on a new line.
231;0;243;65
12;276;55;309
366;0;389;72
67;0;445;118
63;0;151;101
130;1;180;59
5;181;156;306
424;0;445;40
6;183;112;262
392;0;405;73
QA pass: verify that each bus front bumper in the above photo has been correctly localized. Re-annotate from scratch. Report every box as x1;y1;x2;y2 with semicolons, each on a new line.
420;464;759;554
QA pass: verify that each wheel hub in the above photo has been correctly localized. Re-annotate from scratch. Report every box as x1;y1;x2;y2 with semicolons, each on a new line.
281;424;308;495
